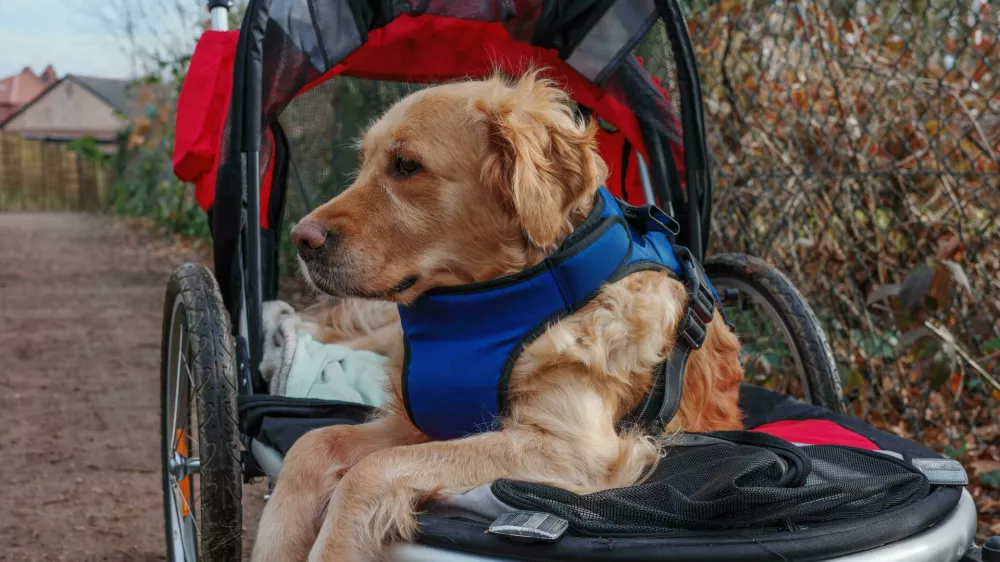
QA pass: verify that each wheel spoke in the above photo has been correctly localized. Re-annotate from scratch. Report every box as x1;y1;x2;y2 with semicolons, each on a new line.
170;329;187;453
714;275;813;402
173;345;201;460
169;373;182;454
173;392;194;458
173;358;198;457
183;352;196;388
171;475;202;537
168;473;199;561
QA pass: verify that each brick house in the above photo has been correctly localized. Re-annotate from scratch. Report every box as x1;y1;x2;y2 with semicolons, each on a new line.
0;74;140;154
0;65;57;122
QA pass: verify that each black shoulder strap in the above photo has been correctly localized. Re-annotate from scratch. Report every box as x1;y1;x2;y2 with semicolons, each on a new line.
624;248;718;432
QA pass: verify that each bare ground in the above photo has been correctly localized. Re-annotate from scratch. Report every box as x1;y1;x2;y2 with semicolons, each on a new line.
0;213;265;562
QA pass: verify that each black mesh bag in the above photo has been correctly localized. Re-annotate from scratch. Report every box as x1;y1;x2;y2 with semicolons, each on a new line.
492;431;929;537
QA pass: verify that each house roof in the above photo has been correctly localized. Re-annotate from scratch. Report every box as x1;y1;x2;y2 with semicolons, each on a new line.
0;67;50;106
0;74;148;129
70;75;129;115
40;65;57;85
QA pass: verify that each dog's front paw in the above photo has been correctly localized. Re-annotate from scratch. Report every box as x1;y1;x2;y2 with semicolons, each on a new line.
308;454;421;562
307;542;371;562
307;521;386;562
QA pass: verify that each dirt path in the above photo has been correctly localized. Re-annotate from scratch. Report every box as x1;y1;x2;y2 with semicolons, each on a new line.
0;213;264;561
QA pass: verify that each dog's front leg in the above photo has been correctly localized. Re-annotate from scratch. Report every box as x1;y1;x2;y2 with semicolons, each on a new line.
251;414;426;562
307;429;555;562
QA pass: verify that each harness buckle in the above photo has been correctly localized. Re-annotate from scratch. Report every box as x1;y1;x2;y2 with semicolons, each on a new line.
644;204;681;235
616;199;680;235
674;247;717;350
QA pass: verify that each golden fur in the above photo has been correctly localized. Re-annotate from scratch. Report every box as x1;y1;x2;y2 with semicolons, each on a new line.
252;71;744;562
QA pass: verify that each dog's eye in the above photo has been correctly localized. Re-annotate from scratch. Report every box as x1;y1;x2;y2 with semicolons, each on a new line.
395;157;422;177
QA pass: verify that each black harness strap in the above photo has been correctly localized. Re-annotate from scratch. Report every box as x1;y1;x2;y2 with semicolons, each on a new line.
625;248;718;432
620;139;632;202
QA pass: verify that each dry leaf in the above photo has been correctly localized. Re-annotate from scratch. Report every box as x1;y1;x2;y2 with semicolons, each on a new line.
971;460;1000;475
900;263;935;310
979;497;1000;513
720;0;742;15
790;88;808;109
950;372;963;394
867;284;901;306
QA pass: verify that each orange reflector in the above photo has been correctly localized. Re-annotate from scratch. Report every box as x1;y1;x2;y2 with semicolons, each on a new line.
174;428;192;517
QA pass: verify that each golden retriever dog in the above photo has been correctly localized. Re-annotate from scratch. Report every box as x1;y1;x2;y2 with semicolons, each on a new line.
251;70;744;562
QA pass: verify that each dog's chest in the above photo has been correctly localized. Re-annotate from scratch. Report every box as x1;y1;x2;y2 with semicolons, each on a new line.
398;188;684;442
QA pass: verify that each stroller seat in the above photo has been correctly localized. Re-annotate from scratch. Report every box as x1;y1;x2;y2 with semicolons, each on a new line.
239;385;977;562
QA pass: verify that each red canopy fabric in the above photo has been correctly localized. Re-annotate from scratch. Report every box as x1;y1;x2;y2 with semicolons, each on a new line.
173;30;237;212
754;420;879;450
174;30;278;228
173;16;683;227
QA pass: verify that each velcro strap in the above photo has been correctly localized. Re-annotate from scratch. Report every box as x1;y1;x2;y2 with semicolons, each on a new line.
653;342;692;429
650;249;715;430
911;458;968;486
620;247;720;433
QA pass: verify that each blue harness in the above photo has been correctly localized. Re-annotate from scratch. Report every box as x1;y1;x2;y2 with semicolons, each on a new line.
399;188;721;441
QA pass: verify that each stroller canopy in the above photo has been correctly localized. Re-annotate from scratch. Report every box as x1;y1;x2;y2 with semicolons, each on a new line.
176;0;688;216
173;0;693;322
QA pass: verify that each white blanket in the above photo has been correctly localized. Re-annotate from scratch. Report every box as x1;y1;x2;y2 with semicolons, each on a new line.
259;300;390;406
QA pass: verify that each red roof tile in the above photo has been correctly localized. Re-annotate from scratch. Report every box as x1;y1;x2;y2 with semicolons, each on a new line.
0;66;54;115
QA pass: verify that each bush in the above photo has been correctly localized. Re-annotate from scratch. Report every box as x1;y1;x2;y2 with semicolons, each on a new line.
108;85;210;242
660;0;999;536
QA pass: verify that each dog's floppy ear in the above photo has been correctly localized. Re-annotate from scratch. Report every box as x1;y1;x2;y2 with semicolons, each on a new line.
478;70;607;250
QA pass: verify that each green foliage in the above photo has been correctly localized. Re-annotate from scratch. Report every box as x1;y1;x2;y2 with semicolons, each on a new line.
943;442;970;459
108;147;210;241
65;136;104;163
980;470;1000;489
109;72;210;241
986;338;1000;354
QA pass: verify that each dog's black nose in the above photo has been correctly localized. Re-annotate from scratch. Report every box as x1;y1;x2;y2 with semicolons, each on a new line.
291;220;332;255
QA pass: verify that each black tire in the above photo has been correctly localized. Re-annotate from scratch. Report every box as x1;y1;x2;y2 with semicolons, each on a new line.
704;253;845;413
160;263;242;561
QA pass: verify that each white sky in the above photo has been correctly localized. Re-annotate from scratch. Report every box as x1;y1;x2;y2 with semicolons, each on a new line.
0;0;130;78
0;0;208;80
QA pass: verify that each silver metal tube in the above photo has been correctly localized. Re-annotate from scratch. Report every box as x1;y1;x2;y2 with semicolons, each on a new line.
637;152;675;216
636;152;656;206
210;6;229;31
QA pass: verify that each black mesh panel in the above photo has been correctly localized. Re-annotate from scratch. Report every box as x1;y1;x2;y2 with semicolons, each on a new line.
492;432;929;537
277;78;424;272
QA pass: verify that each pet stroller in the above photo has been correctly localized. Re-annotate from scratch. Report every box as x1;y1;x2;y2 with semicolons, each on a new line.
164;1;983;560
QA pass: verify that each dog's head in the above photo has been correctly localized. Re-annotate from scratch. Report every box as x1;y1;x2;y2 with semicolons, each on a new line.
292;71;608;303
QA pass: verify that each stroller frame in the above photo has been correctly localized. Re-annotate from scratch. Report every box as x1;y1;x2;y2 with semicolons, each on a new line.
228;0;715;388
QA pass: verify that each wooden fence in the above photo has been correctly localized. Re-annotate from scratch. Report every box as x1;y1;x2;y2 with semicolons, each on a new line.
0;132;112;212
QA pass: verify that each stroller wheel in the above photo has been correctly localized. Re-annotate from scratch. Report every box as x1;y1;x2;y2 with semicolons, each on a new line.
705;253;845;413
160;264;242;562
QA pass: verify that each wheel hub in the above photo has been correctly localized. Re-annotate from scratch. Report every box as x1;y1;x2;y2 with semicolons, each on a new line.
169;452;201;480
